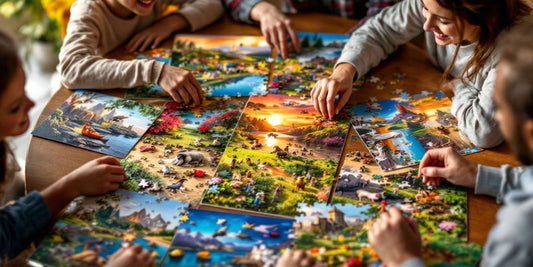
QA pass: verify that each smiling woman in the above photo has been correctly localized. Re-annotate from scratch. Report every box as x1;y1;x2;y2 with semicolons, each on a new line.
310;0;531;149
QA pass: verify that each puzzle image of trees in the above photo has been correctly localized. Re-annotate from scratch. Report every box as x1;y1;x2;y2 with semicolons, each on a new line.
173;35;271;97
32;90;162;158
294;202;482;267
163;208;294;266
31;189;188;266
201;94;350;217
122;96;247;208
270;32;362;97
348;91;482;171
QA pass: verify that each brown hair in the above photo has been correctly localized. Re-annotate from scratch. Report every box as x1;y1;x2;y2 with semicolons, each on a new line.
435;0;531;82
0;30;20;182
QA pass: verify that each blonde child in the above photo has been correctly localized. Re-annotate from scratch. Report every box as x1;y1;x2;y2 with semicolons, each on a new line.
59;0;224;105
0;30;154;266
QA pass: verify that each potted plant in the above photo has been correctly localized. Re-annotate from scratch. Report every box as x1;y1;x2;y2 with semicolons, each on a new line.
0;0;72;70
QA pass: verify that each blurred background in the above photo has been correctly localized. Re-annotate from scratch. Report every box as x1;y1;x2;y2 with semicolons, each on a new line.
0;0;73;166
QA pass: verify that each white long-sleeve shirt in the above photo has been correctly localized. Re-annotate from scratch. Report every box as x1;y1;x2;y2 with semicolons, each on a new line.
337;0;507;148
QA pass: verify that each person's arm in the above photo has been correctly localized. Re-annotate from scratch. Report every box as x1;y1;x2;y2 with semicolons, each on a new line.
475;165;526;204
0;157;125;259
480;189;533;267
337;0;425;79
221;0;263;24
352;0;399;29
173;0;224;31
249;1;298;59
0;192;51;259
59;1;165;89
451;68;504;148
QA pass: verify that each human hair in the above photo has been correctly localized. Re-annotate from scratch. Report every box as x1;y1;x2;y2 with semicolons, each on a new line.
0;30;20;182
499;20;533;123
435;0;531;82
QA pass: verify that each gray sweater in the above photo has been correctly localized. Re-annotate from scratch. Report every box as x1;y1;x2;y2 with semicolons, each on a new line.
337;0;503;148
59;0;223;89
401;165;533;267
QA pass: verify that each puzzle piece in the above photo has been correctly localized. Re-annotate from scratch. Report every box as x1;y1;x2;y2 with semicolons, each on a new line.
400;92;411;100
392;88;404;95
369;76;381;83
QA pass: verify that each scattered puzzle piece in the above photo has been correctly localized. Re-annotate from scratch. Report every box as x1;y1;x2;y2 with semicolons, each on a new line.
369;76;381;83
392;88;404;95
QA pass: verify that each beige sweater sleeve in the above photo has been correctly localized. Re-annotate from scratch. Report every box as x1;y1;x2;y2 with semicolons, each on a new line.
59;0;222;90
174;0;223;31
59;1;164;89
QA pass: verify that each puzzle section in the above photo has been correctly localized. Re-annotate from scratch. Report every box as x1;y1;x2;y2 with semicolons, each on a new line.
201;94;350;217
122;96;248;208
293;202;482;267
126;36;272;100
32;90;162;158
348;91;482;171
163;208;294;266
270;32;363;97
31;189;188;266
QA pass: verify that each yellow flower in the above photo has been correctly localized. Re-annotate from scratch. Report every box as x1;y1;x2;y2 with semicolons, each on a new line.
41;0;75;38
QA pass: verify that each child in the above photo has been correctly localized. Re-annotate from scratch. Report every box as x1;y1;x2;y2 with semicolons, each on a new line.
369;21;533;267
0;30;154;266
311;0;531;148
59;0;224;105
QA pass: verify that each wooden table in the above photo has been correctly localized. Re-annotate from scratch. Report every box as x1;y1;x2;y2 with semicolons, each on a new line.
26;13;520;247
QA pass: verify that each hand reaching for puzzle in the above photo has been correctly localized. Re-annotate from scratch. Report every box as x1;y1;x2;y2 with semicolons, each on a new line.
62;156;126;199
311;63;357;120
276;249;315;267
106;243;155;267
368;207;422;267
250;2;299;59
158;65;203;106
418;147;478;188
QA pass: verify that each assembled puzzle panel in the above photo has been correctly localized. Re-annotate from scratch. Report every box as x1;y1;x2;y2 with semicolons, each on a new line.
31;189;188;266
347;91;482;171
32;90;162;158
201;94;350;217
163;208;294;266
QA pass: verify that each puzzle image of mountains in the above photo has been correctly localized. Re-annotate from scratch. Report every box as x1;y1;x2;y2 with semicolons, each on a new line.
163;208;294;266
201;93;350;217
32;90;163;158
31;189;188;266
122;96;247;208
348;91;482;171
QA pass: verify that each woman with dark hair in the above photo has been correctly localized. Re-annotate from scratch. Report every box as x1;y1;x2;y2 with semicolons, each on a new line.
311;0;531;148
0;30;154;266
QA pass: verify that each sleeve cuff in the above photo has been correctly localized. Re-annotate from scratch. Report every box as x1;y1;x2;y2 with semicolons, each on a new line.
23;192;53;229
399;257;426;267
151;60;165;85
475;165;504;199
237;0;263;24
